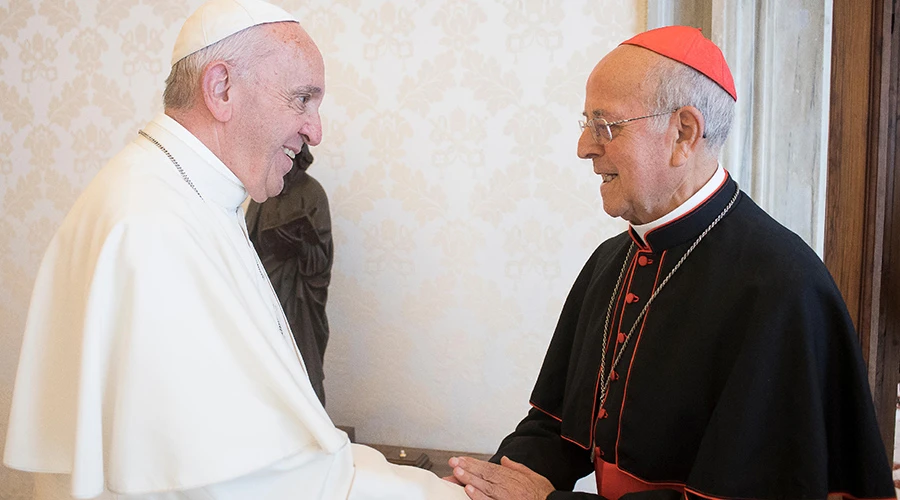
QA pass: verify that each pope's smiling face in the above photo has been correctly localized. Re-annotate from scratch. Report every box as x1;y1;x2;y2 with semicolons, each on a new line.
231;23;325;202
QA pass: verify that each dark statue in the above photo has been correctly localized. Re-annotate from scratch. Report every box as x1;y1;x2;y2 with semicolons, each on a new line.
246;144;332;405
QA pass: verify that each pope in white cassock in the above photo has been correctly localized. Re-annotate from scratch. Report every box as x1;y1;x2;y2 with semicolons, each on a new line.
2;1;468;499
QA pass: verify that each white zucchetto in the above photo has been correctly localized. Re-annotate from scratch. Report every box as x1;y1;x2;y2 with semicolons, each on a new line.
171;0;297;66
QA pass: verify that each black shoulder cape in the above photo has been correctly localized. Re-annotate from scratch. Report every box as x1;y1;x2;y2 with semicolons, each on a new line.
494;176;894;500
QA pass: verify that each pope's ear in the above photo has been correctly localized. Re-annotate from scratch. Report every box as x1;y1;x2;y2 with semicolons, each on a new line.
201;61;233;122
671;106;704;167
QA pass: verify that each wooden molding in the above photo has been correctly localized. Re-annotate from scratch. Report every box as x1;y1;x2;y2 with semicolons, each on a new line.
825;0;898;460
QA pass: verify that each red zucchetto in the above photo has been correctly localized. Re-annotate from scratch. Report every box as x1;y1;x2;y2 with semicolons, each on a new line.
621;25;737;101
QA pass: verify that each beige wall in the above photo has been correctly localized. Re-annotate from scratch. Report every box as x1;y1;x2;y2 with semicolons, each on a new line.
0;0;643;496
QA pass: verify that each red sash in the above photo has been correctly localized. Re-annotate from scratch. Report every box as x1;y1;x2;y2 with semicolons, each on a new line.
594;447;684;500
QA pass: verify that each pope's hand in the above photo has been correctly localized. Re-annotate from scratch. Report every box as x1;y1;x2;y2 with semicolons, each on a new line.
442;474;464;485
448;455;555;500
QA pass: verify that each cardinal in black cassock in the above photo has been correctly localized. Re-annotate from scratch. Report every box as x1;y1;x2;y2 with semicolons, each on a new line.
448;25;894;500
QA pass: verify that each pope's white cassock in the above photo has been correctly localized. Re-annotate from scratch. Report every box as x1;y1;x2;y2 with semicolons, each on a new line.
3;114;468;500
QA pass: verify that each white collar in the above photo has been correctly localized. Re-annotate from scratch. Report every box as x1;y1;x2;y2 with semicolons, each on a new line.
141;113;249;210
631;165;727;242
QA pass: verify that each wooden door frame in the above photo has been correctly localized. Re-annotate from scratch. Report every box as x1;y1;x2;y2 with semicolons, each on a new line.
825;0;899;460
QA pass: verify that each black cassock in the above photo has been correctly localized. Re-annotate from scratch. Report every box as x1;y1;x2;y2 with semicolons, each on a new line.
246;145;332;405
493;175;894;500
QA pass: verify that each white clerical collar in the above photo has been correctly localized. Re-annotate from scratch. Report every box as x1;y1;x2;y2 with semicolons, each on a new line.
141;113;249;210
631;165;727;242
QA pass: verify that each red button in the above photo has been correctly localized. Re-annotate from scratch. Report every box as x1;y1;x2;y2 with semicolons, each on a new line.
617;332;625;343
625;293;639;303
611;370;619;381
598;408;608;419
638;255;654;266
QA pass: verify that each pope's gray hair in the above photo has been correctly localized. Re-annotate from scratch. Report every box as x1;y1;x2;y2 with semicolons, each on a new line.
163;25;276;110
645;57;735;154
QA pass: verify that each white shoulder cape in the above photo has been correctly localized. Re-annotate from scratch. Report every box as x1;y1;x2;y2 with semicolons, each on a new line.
4;115;351;498
5;114;469;500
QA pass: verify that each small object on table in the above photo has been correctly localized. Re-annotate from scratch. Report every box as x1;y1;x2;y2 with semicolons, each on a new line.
387;448;433;470
362;443;491;477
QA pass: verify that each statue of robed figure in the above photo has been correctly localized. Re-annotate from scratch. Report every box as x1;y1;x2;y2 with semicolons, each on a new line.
246;144;332;405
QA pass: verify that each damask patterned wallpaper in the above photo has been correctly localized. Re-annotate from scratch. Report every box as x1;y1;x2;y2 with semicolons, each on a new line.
0;0;642;496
